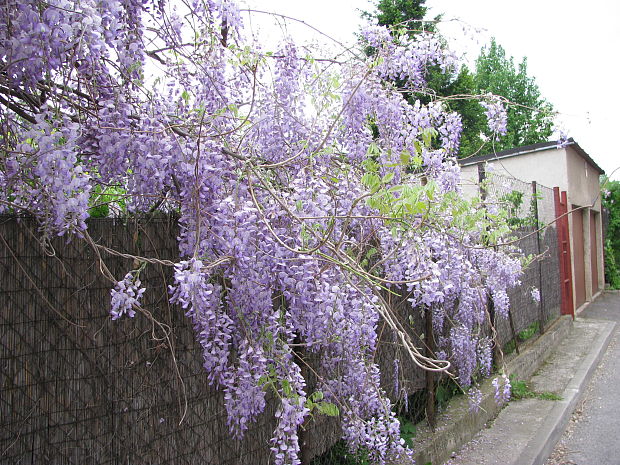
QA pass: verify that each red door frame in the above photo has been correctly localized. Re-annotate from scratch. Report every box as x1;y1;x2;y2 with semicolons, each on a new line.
554;188;575;319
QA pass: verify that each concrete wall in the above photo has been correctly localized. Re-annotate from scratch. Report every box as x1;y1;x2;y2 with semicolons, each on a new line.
565;146;602;212
472;147;568;191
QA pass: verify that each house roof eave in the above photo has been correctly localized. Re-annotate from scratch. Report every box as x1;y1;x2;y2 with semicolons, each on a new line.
457;138;605;175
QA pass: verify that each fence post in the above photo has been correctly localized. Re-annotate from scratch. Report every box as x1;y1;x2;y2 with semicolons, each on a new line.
425;306;436;430
477;163;486;200
531;182;545;334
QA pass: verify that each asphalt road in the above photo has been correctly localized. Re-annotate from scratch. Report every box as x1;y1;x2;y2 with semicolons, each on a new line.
545;291;620;465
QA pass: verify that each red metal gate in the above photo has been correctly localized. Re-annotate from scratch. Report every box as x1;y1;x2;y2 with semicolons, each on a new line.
554;188;575;318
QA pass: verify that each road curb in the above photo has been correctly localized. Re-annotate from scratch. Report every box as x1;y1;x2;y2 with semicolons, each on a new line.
517;319;617;465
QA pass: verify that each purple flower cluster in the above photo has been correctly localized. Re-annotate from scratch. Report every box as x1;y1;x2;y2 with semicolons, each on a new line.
110;272;146;320
492;374;511;405
369;28;457;89
480;95;508;138
477;338;493;377
342;409;411;465
7;110;91;235
556;129;570;149
468;386;483;413
450;326;478;386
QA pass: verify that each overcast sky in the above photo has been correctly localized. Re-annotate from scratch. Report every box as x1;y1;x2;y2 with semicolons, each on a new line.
240;0;619;180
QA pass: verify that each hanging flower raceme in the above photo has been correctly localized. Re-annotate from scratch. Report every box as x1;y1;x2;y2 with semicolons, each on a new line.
481;94;508;137
110;272;146;320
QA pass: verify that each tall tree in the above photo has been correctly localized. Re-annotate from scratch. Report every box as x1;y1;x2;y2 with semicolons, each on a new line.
602;178;620;288
362;1;488;157
362;6;555;158
474;38;554;151
362;0;431;33
443;65;486;157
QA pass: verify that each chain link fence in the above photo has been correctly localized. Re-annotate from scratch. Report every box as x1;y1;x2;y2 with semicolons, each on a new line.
484;173;562;348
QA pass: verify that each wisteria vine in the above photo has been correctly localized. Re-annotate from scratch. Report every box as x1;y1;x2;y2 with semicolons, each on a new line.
0;2;524;464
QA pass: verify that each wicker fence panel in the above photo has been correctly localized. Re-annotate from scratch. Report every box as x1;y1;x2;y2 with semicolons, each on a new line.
0;216;285;465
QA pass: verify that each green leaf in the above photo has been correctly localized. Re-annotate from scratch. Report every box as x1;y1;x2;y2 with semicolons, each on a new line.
366;142;380;157
382;172;394;184
400;150;411;165
316;402;339;417
421;128;438;147
413;140;422;155
181;90;190;105
309;391;324;402
365;248;377;260
361;173;381;190
281;379;292;397
401;421;416;435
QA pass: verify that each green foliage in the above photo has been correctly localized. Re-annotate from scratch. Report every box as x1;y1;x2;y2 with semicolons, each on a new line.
399;416;417;448
260;377;341;419
517;321;539;341
509;376;562;401
362;0;431;34
361;4;555;159
358;131;517;255
509;377;532;399
538;391;563;401
602;177;620;288
499;189;530;227
435;378;461;411
474;38;554;152
88;185;127;218
443;66;486;157
310;440;370;465
503;339;516;356
604;239;620;289
503;321;540;355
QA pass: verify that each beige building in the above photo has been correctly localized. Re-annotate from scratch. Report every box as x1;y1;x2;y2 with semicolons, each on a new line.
459;139;605;312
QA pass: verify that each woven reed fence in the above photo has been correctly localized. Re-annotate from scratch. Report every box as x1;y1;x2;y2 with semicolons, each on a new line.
0;216;282;464
0;216;426;464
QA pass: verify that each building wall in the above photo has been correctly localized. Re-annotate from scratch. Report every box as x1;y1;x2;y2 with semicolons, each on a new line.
458;144;605;311
459;164;483;199
564;146;604;305
565;146;602;211
475;148;569;191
